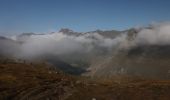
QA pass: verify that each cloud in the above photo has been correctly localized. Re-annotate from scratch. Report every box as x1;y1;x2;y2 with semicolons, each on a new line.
13;32;122;59
1;22;170;78
134;22;170;45
1;22;170;60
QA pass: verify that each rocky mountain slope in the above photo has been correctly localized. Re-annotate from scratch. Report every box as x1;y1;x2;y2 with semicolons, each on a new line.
1;59;170;100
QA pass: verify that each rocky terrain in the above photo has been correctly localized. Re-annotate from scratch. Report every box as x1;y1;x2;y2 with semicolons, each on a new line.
1;59;170;100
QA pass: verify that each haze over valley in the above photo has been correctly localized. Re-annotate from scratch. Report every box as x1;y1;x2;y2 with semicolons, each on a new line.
1;0;170;99
1;22;170;79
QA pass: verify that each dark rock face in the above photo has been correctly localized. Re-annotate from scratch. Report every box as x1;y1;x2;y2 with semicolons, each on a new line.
59;28;82;36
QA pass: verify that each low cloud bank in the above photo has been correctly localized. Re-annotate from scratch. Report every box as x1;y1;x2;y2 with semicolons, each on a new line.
1;22;170;78
134;22;170;45
1;22;170;59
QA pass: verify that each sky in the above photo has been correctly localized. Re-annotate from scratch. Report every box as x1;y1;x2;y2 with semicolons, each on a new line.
0;0;170;35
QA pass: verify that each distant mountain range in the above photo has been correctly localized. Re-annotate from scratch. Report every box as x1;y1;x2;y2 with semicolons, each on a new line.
17;28;123;37
1;27;170;79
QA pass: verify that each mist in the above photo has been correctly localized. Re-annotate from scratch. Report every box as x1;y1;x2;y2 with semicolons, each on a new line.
11;31;126;59
134;22;170;45
1;22;170;78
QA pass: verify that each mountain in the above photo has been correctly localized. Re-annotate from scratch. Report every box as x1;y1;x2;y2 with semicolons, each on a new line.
59;28;83;36
85;28;170;79
86;29;122;38
1;27;170;80
16;32;45;42
59;28;123;38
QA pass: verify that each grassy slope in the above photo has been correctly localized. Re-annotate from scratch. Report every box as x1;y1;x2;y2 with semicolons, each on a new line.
1;60;170;100
68;79;170;100
0;61;74;100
